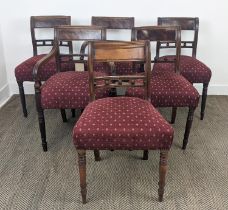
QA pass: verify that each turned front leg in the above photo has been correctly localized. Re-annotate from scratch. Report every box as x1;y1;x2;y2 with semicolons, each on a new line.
78;150;87;204
158;150;169;202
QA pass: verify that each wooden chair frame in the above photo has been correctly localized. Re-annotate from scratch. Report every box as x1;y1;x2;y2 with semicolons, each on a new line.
132;26;197;150
18;16;72;117
33;26;106;151
157;17;208;120
77;40;170;203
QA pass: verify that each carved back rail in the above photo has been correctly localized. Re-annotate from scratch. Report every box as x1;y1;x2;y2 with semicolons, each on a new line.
30;16;72;56
88;40;151;101
132;26;181;73
157;17;199;57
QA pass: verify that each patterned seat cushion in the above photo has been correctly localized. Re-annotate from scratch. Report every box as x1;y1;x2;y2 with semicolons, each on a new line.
115;62;142;75
73;97;174;150
41;71;110;109
126;74;199;107
15;54;75;82
154;55;212;83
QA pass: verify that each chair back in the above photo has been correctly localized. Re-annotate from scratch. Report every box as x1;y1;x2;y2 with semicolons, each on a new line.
157;17;199;57
132;26;181;73
30;16;72;56
88;40;151;101
54;26;106;71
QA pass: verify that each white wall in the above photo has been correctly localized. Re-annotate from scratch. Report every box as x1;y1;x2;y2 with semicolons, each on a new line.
0;25;10;107
0;0;228;95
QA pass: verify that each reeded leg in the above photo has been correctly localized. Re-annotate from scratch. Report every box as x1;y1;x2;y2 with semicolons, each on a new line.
182;107;196;150
17;81;28;117
60;109;67;122
78;150;87;204
35;82;47;151
158;150;168;202
142;150;149;160
71;109;76;118
201;83;208;120
171;107;177;124
94;150;101;161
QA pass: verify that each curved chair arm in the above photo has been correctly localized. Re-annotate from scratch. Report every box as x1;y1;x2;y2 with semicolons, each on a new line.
80;41;89;60
33;42;58;81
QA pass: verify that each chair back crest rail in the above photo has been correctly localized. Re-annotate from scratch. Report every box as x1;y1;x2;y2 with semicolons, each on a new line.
132;26;181;73
157;17;199;57
88;40;151;101
92;16;134;29
30;16;72;56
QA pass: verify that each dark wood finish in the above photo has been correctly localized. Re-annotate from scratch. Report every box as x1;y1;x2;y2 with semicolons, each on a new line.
18;16;71;118
132;26;181;73
34;81;47;152
92;16;134;29
88;40;151;102
60;109;67;122
71;109;76;118
157;17;199;57
182;107;196;150
171;107;177;124
17;81;27;117
142;150;149;160
77;150;87;204
158;150;168;202
30;16;72;56
33;26;106;151
201;83;208;120
94;150;101;161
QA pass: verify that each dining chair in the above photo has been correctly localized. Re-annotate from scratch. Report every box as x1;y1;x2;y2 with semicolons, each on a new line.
15;16;72;117
73;40;174;203
127;26;199;151
157;17;211;120
33;26;110;151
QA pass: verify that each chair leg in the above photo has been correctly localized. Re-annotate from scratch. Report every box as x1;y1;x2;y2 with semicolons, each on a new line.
182;107;196;150
94;150;101;161
77;150;87;204
158;150;168;202
17;81;28;117
71;109;76;118
171;107;177;124
35;82;47;152
201;83;208;120
142;150;149;160
60;109;67;122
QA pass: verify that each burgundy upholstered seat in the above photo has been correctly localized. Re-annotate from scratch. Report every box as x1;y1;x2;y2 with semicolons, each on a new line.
73;97;174;150
15;54;75;82
155;55;212;84
41;71;110;109
126;74;199;107
15;54;56;82
115;62;142;75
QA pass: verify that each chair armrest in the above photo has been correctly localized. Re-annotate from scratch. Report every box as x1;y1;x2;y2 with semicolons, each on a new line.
80;41;88;60
33;42;58;81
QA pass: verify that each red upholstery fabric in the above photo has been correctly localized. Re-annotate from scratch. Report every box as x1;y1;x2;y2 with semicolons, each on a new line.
73;97;174;150
41;71;109;109
154;55;212;83
15;54;75;82
15;54;56;82
115;62;142;75
126;74;199;107
84;62;112;75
